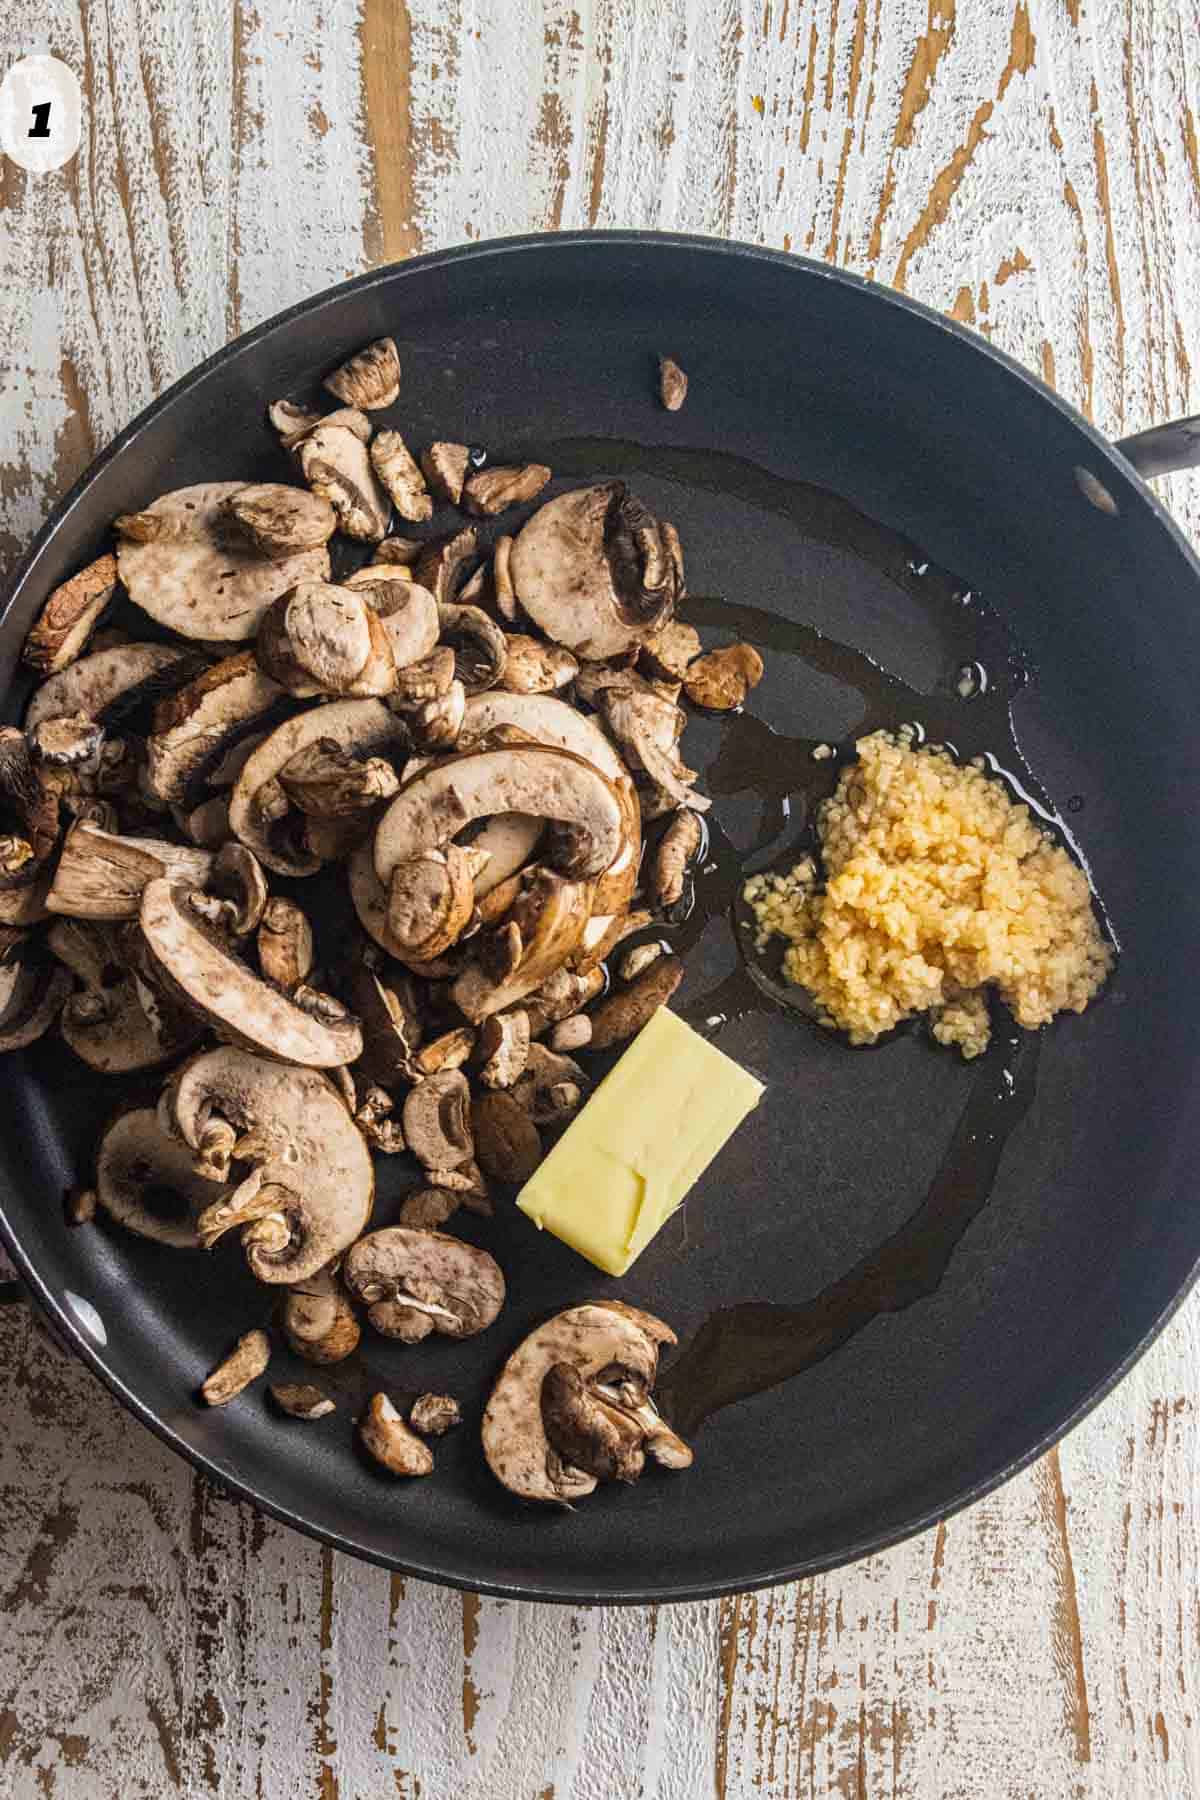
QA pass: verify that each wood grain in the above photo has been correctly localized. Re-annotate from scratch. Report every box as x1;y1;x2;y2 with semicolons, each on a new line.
2;0;1199;1794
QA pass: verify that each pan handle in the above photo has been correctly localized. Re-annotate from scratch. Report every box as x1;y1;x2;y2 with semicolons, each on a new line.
1114;414;1200;480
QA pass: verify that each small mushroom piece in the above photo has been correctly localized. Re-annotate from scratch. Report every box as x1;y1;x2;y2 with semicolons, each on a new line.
22;553;119;674
225;483;338;555
437;602;508;695
201;1329;272;1405
375;746;622;887
346;959;422;1085
0;947;71;1053
413;1025;477;1077
397;1186;462;1229
46;824;214;921
270;1382;336;1420
683;643;764;710
387;846;476;962
144;651;288;806
354;1085;406;1153
279;741;399;817
452;867;595;1024
588;952;684;1048
651;806;703;908
657;356;688;412
498;635;579;694
511;1042;589;1125
542;1362;646;1483
572;907;654;975
283;1267;361;1362
139;880;363;1067
65;1185;97;1226
492;534;521;624
50;917;200;1072
477;1009;530;1088
201;842;269;936
360;1394;434;1476
510;482;683;658
28;713;106;772
258;582;396;699
343;1227;505;1341
374;534;424;566
410;1393;462;1436
179;797;231;848
95;1106;221;1246
462;463;552;517
388;645;456;709
168;1048;375;1282
323;337;401;409
402;1068;473;1171
619;941;663;982
420;442;470;505
256;897;314;989
482;1301;683;1504
366;580;440;670
369;429;433;522
412;526;477;606
597;681;710;814
116;484;331;641
297;424;392;542
639;621;702;683
409;682;467;752
548;1013;592;1052
472;1090;543;1184
268;399;324;445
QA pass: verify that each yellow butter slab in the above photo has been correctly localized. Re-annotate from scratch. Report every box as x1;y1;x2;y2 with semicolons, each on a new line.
516;1007;765;1276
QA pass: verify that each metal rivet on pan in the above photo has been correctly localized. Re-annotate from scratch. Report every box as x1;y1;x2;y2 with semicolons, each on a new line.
1074;465;1120;515
64;1290;107;1346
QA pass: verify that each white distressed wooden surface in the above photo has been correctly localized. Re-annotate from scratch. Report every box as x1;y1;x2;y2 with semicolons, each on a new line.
2;1;1199;1794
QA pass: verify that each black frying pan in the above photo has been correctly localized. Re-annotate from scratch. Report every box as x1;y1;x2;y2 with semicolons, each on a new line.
2;233;1199;1605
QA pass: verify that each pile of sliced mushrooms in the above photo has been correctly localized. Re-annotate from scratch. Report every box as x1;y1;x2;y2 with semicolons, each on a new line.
3;337;763;1506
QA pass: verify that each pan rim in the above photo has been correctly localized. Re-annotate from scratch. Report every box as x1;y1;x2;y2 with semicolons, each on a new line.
2;229;1198;1605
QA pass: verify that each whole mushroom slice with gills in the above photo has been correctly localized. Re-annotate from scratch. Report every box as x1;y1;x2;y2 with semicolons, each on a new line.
229;698;407;877
49;917;201;1072
343;1228;505;1343
22;553;119;675
46;823;214;920
256;581;396;699
115;483;331;641
509;482;683;659
165;1047;374;1282
143;651;288;807
24;643;205;734
95;1105;226;1247
482;1301;692;1505
283;1263;361;1363
139;878;363;1068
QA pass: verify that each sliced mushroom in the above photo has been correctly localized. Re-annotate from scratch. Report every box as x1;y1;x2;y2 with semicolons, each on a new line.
25;643;203;735
257;582;396;699
437;602;508;694
224;483;338;555
116;483;330;641
354;1084;406;1153
651;807;703;909
596;680;710;813
482;1301;687;1504
619;941;663;982
412;526;477;605
498;635;578;695
409;1393;462;1436
374;534;425;566
369;429;432;522
278;740;399;817
588;952;683;1048
361;1393;434;1476
229;699;407;877
367;580;440;670
548;1013;591;1052
522;963;605;1036
374;745;622;886
541;1362;646;1482
50;917;200;1072
343;1228;505;1342
477;1009;530;1088
462;463;551;517
201;1330;272;1405
144;651;288;806
472;1089;543;1185
256;897;314;989
452;867;594;1023
509;482;682;659
347;839;413;960
95;1105;222;1246
402;1068;473;1170
283;1266;361;1362
420;442;470;505
387;845;476;961
323;337;401;409
492;534;520;624
28;713;106;773
683;643;764;711
346;958;422;1086
46;824;213;920
408;681;466;752
388;644;456;707
0;940;70;1051
572;906;653;974
168;1047;374;1282
639;621;701;683
268;398;325;445
657;356;688;412
22;553;119;675
140;879;363;1067
270;1382;336;1420
297;423;391;542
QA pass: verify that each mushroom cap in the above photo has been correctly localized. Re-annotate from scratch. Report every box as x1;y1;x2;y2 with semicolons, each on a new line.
509;482;681;659
139;879;364;1067
482;1301;676;1504
167;1046;375;1281
344;1227;505;1340
96;1105;224;1247
25;644;200;733
401;1069;474;1170
373;745;623;887
116;483;331;641
229;698;407;877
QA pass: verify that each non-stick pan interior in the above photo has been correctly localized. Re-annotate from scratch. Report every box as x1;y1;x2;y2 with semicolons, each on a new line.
3;236;1199;1602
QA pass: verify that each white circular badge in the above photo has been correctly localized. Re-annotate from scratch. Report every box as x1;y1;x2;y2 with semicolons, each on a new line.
0;55;82;174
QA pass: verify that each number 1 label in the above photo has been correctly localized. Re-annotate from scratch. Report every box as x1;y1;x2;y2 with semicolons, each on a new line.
0;57;81;172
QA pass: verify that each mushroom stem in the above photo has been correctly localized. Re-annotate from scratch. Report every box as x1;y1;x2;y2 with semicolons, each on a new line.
196;1172;295;1249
